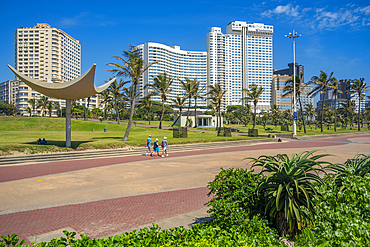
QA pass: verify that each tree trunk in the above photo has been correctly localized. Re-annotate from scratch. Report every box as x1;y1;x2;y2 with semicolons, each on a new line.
321;92;325;132
159;99;165;129
334;94;337;132
115;99;120;124
218;103;221;130
123;84;137;141
194;97;197;128
148;108;151;125
186;98;191;127
252;103;257;130
358;93;361;131
298;97;306;134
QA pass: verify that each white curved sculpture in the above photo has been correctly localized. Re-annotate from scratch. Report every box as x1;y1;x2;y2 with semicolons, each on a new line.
7;64;115;100
8;64;115;148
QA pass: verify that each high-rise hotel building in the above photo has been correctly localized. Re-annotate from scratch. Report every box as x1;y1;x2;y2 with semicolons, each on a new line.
15;23;81;82
207;21;273;111
134;43;207;107
6;23;101;116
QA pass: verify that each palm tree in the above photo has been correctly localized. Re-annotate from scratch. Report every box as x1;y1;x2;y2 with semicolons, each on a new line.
270;104;281;129
283;74;308;133
107;78;126;124
207;100;218;129
26;107;32;116
147;73;174;129
304;104;315;127
47;101;53;117
338;100;356;128
121;86;139;117
37;96;49;117
107;48;157;141
179;77;196;127
192;79;206;128
53;102;61;117
328;78;343;132
99;90;113;120
242;84;264;130
208;83;227;130
138;95;153;125
27;98;37;116
348;78;369;131
171;96;186;127
308;70;335;132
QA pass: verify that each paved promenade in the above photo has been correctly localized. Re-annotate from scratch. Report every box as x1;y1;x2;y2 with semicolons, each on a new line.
0;134;369;244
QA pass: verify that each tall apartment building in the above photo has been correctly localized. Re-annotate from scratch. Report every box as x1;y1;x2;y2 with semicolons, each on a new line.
15;23;81;82
10;23;101;116
207;21;273;111
272;74;315;112
134;42;207;107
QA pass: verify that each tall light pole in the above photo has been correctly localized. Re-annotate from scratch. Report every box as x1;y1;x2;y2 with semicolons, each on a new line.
285;26;300;136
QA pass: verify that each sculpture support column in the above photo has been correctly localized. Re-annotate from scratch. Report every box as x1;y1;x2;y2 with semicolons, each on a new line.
66;99;71;148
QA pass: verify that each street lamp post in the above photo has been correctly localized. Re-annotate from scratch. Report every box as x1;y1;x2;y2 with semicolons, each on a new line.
285;26;300;136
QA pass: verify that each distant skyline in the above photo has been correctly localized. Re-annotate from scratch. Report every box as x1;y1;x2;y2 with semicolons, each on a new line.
1;0;369;99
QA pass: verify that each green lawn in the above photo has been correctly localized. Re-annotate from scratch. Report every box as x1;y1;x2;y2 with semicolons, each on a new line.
0;116;259;155
1;116;368;156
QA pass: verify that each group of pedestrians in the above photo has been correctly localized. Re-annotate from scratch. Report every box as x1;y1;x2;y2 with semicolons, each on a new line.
146;135;169;157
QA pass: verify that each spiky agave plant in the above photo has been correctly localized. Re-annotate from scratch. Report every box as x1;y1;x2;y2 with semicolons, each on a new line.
246;150;333;236
327;153;370;190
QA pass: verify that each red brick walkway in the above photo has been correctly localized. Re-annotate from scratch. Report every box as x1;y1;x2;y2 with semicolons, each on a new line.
0;136;356;183
0;187;210;243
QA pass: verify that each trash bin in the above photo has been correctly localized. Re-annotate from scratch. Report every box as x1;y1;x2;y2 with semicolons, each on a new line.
92;129;95;132
104;128;107;132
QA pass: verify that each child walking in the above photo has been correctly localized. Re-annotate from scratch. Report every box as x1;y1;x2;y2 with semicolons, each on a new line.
153;138;160;156
161;137;168;157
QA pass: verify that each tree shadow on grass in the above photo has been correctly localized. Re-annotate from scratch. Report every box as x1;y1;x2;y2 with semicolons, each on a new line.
23;140;93;149
91;136;122;140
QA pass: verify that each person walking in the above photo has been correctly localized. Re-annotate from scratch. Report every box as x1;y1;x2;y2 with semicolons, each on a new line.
161;136;168;157
146;135;153;156
153;138;160;156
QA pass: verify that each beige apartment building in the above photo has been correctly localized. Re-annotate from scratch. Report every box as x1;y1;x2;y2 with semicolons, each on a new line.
272;74;314;112
9;23;103;116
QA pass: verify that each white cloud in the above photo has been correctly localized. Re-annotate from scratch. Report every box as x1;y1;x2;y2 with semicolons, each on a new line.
261;4;300;18
261;4;370;31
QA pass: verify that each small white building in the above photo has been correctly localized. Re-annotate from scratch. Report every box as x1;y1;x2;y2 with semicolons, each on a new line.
173;110;223;128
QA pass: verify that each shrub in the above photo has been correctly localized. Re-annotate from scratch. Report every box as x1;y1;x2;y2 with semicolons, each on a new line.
206;168;266;228
1;223;285;247
246;150;332;237
297;174;370;246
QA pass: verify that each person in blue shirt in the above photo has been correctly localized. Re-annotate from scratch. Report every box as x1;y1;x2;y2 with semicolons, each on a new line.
161;136;169;157
146;135;153;156
153;138;160;156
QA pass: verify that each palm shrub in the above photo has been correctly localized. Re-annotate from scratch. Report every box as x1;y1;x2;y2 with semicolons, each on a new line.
327;154;370;189
246;150;333;237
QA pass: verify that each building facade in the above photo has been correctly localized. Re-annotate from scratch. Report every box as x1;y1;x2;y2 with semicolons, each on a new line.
10;23;102;116
207;21;273;111
134;42;207;107
272;74;315;112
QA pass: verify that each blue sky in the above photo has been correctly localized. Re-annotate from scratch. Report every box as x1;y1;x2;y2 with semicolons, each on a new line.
0;0;369;97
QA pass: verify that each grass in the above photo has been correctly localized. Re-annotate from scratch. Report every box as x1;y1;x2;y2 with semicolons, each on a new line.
0;116;260;155
1;116;368;156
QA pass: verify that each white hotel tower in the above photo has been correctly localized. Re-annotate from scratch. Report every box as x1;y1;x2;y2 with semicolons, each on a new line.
207;21;273;111
135;42;207;107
